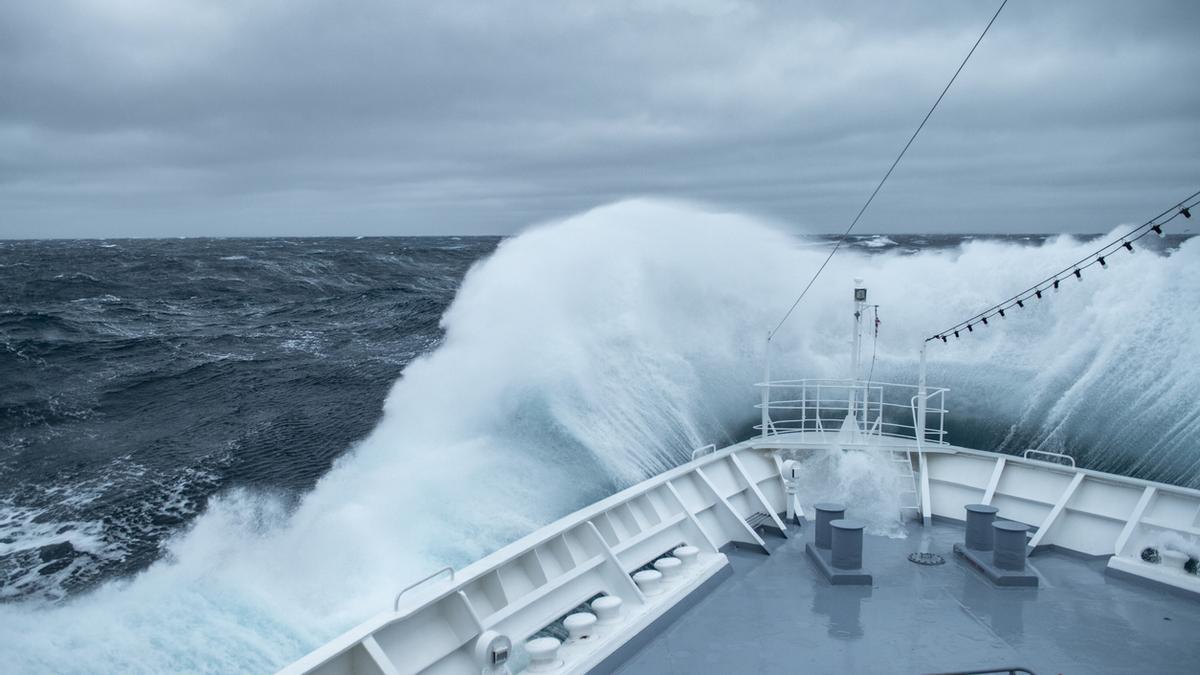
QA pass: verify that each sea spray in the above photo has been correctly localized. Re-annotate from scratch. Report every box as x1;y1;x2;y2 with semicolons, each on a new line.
0;199;1197;672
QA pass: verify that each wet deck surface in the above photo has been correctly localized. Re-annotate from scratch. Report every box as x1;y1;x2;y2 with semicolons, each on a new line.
615;519;1200;674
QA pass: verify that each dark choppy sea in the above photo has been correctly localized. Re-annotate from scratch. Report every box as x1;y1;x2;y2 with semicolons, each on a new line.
0;237;497;600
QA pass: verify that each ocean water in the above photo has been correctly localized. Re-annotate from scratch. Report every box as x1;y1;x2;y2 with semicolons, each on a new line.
0;199;1196;672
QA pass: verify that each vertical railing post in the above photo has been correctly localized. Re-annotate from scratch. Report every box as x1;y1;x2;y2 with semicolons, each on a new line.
761;335;771;439
917;343;928;448
801;382;807;432
917;342;932;526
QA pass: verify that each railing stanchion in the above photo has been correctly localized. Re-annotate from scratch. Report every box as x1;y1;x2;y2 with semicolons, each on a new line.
761;335;771;439
801;383;807;432
917;343;928;448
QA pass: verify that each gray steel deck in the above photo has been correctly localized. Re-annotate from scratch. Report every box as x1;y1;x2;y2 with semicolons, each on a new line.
615;519;1200;674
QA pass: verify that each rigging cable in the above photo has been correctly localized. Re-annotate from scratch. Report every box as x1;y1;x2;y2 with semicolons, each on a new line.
768;0;1009;340
866;305;881;385
927;189;1200;343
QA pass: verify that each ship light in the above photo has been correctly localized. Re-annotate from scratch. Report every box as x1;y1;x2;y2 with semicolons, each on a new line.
475;631;512;673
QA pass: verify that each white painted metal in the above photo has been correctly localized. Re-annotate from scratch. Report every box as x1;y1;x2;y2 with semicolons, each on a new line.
1026;471;1084;551
981;457;1007;506
1021;449;1076;468
394;567;454;611
761;335;772;440
918;451;932;526
280;444;788;675
849;278;867;419
777;457;804;523
285;430;1200;675
890;450;921;519
286;323;1200;675
1113;486;1156;556
753;379;949;449
922;446;1200;594
729;452;787;533
916;341;928;453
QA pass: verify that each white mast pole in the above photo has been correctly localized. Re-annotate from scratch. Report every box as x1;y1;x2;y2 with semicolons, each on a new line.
917;341;928;447
850;279;866;420
761;334;771;439
917;340;932;525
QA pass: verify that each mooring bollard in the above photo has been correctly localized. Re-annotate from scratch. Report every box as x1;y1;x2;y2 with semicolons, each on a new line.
965;503;999;551
830;519;865;570
992;521;1029;571
814;502;846;550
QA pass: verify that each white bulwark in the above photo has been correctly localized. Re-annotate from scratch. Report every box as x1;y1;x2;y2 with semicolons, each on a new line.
281;280;1200;674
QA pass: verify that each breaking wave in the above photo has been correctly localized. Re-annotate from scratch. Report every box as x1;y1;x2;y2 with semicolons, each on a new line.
0;199;1196;672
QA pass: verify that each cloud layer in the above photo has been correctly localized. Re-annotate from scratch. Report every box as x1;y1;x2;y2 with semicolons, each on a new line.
2;0;1198;237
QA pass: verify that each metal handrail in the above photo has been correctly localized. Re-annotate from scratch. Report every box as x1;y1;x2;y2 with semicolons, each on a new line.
756;418;947;436
758;377;949;391
1022;449;1076;468
761;399;948;413
921;662;1036;667
690;444;716;461
393;566;454;612
756;378;948;445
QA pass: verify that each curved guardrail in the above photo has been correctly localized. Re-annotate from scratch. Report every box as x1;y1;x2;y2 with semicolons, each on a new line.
754;378;949;447
1021;449;1075;467
393;566;454;612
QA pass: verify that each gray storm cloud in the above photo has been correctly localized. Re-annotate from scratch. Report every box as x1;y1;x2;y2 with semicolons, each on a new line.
1;0;1198;238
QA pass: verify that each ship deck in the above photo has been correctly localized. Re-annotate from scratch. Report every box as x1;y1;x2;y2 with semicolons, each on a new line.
614;517;1200;675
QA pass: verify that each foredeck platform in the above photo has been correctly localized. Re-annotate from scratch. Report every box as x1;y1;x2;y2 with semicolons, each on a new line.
749;430;960;453
614;518;1200;674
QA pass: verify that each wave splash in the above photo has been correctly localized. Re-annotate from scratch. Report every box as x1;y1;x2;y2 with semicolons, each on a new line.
0;199;1196;672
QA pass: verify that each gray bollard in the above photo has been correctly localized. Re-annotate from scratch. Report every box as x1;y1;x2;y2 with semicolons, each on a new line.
992;521;1029;571
814;502;846;550
830;519;865;570
964;504;999;551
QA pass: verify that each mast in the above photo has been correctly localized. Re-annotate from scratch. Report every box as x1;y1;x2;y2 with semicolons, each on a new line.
849;278;867;420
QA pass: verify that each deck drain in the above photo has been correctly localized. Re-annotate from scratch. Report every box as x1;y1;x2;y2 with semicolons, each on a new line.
908;552;946;566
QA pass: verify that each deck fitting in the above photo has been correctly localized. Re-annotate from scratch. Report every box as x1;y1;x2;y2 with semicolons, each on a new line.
806;518;873;586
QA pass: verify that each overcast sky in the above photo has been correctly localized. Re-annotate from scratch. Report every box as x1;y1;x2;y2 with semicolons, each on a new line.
1;1;1198;238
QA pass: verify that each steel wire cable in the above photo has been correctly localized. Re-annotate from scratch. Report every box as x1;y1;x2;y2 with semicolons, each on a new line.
927;189;1200;342
768;0;1009;340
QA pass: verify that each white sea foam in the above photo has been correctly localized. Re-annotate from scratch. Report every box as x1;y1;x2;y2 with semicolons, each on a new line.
0;199;1197;672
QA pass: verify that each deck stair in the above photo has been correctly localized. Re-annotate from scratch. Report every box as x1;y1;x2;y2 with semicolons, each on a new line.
745;511;786;540
891;450;921;520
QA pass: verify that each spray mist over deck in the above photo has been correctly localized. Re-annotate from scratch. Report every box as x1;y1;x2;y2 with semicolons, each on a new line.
1;199;1197;672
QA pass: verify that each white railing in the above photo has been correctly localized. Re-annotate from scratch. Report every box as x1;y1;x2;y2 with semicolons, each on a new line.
754;378;948;447
1021;449;1076;467
281;443;788;675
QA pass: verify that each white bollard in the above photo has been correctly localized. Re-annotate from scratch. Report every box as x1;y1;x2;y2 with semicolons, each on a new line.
654;556;682;581
591;596;623;625
563;612;596;640
525;637;561;672
673;545;700;569
632;569;663;596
